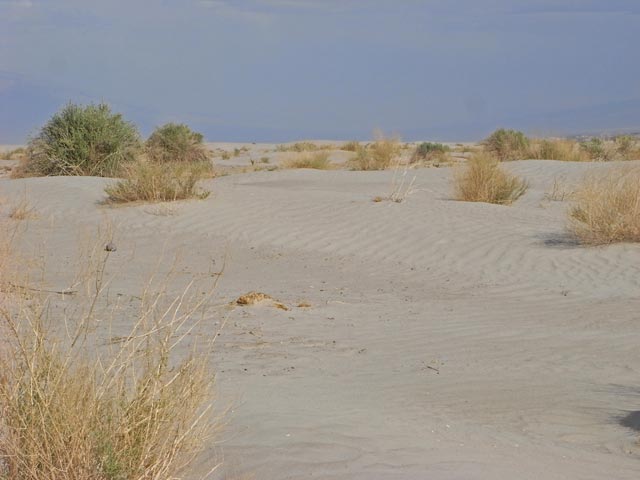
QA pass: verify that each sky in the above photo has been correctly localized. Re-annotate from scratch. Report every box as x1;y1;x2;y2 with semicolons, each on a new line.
1;0;639;143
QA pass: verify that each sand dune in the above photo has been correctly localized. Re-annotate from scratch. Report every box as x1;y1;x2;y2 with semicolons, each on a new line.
2;157;639;478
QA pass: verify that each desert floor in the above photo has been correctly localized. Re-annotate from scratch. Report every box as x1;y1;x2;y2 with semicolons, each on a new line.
1;145;639;479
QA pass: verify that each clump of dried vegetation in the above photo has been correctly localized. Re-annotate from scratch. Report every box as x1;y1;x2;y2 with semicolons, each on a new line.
348;132;401;171
0;148;27;161
453;153;528;205
0;228;220;479
282;151;332;170
104;160;211;203
276;142;328;153
340;141;360;152
569;167;640;244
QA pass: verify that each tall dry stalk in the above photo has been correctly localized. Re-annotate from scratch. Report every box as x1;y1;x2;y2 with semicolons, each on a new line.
0;232;221;479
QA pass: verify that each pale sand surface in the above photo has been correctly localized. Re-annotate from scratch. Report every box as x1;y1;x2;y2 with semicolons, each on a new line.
1;154;639;479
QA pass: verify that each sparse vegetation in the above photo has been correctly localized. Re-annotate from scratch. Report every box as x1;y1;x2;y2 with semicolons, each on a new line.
15;102;140;177
482;128;529;161
283;151;332;169
453;153;528;205
8;198;37;221
579;138;611;161
411;142;450;163
0;238;219;479
341;141;360;152
348;133;401;171
569;167;640;244
105;160;211;203
527;138;591;162
0;147;27;161
146;123;210;163
276;142;321;152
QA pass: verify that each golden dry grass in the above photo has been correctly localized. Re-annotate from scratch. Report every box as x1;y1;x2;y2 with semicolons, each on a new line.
282;151;332;170
569;167;640;244
347;132;401;171
0;233;221;479
453;153;528;205
527;139;591;162
105;160;211;203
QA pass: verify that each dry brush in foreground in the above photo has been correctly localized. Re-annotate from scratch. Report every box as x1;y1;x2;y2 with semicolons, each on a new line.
453;153;528;205
569;167;640;244
105;160;212;203
0;234;220;480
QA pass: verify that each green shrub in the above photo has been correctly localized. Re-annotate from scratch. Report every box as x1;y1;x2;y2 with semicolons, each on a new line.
580;138;610;161
411;142;449;163
483;128;529;161
105;160;211;203
17;102;140;177
146;123;209;163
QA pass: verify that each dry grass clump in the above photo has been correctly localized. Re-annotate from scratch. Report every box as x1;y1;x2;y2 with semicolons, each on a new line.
482;128;530;161
105;160;211;203
527;138;591;162
276;142;321;152
0;239;219;479
282;151;332;170
569;167;640;244
340;141;360;152
453;153;528;205
348;133;401;171
14;103;140;178
146;123;210;163
0;148;27;161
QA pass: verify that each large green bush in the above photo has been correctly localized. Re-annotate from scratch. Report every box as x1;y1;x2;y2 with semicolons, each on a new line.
146;123;209;163
482;128;530;161
19;103;140;177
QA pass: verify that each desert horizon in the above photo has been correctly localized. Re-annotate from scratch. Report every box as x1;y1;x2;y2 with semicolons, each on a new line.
2;1;640;479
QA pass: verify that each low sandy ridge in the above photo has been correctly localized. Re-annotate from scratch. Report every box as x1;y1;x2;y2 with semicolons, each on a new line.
1;159;639;479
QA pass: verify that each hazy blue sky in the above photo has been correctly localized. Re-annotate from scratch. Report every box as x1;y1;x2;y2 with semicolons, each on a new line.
1;0;639;142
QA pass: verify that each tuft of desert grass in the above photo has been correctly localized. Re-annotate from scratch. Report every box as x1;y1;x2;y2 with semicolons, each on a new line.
105;160;211;203
340;141;360;152
527;138;591;162
569;167;640;244
282;151;332;170
453;153;528;205
276;142;320;153
348;132;401;171
0;234;220;480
